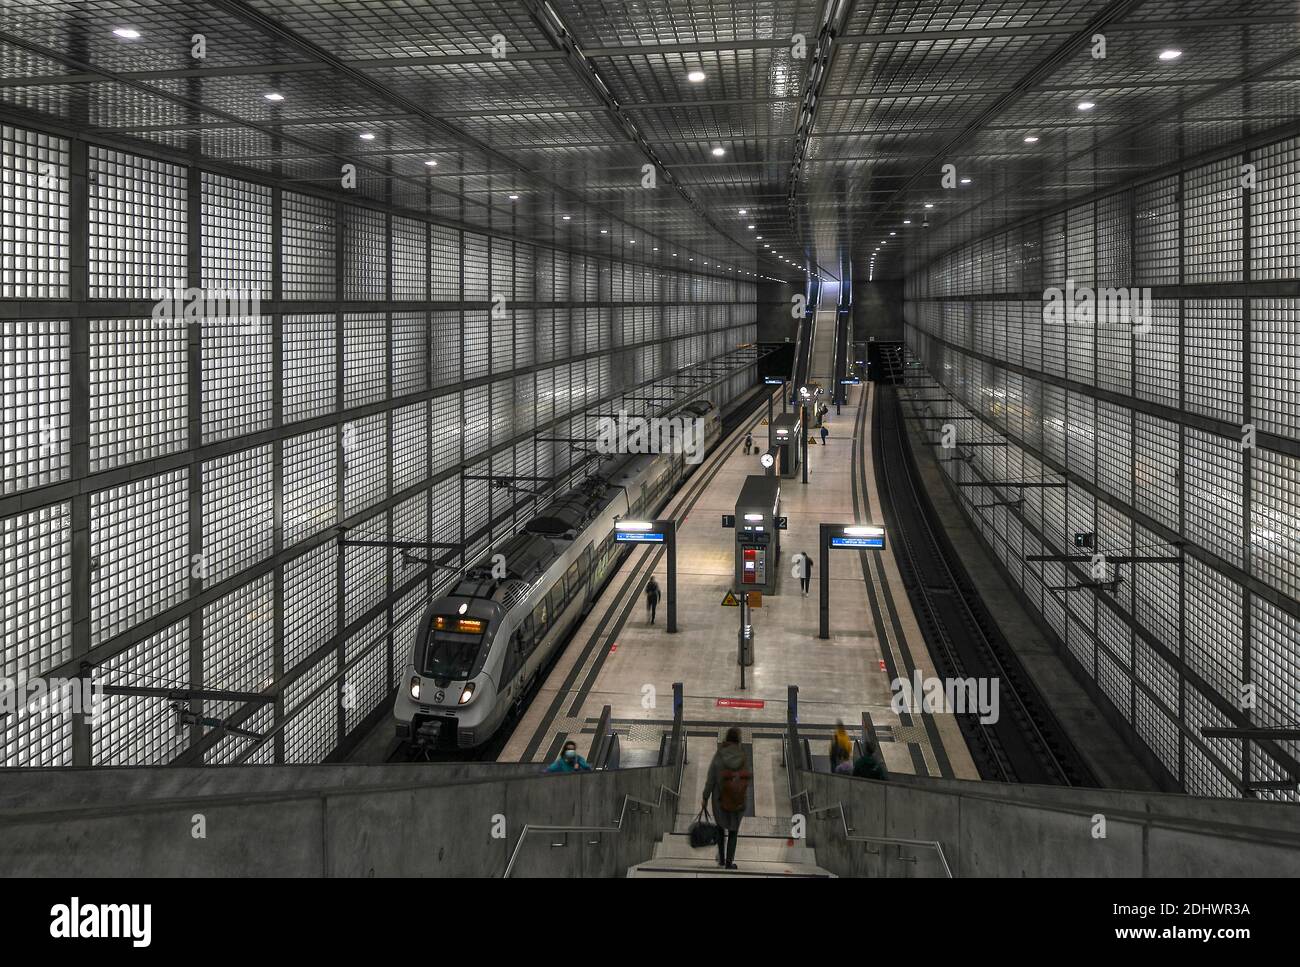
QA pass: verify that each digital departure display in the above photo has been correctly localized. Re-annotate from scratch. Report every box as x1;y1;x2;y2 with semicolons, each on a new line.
616;531;665;543
830;535;885;549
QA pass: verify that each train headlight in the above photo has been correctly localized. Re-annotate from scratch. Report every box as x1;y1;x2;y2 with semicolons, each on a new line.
458;682;476;705
409;675;421;701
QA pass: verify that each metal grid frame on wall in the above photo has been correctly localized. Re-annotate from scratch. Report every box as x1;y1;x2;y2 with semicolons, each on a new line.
0;118;759;768
903;123;1300;801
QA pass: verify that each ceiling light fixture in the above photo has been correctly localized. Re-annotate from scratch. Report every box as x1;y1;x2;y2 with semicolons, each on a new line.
424;159;438;167
711;147;725;156
960;177;972;184
1158;49;1182;61
359;132;376;140
561;214;571;220
112;27;141;39
924;203;934;209
1077;101;1096;111
687;70;706;83
508;194;519;200
264;92;285;102
1023;135;1039;143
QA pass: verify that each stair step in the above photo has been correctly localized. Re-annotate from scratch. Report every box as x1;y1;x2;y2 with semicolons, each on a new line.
627;857;834;878
654;834;816;864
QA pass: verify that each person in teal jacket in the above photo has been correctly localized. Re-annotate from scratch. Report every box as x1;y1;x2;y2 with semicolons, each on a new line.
546;740;593;773
852;740;887;780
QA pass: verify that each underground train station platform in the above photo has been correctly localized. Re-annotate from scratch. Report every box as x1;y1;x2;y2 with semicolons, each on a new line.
499;379;979;804
3;2;1300;936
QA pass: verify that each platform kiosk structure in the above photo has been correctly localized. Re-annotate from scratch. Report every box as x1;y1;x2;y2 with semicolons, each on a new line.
769;412;802;479
735;474;781;594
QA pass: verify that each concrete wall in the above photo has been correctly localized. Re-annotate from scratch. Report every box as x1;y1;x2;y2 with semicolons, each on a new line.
799;771;1300;877
851;281;904;341
0;764;679;877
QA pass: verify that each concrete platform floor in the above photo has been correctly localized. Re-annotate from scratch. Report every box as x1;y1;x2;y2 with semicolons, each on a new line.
501;382;979;830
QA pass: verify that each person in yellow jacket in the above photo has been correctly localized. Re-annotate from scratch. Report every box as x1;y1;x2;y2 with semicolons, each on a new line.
829;720;852;772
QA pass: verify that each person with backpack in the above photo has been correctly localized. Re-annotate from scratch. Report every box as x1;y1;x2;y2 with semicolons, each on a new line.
852;740;887;780
545;739;593;773
743;432;753;455
829;720;853;773
645;576;661;625
701;726;749;869
820;424;829;446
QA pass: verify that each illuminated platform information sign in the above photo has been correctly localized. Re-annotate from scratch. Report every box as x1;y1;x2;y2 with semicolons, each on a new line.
615;530;665;543
830;534;885;549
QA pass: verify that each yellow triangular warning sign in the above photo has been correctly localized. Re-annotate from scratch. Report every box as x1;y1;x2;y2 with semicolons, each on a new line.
721;590;740;607
759;417;769;425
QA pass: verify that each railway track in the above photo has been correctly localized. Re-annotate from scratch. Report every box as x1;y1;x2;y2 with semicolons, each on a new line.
875;381;1095;787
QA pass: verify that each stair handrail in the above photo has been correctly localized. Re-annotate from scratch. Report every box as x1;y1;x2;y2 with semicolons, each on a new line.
785;716;952;877
503;682;687;877
803;799;953;878
589;704;613;767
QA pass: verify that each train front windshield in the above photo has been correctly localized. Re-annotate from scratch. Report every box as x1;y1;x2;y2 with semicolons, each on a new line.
422;616;486;679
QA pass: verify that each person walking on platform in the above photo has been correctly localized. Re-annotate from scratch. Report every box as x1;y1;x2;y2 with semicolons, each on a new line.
835;400;841;416
819;424;829;446
796;551;813;595
645;576;661;625
546;739;593;773
829;720;852;773
744;431;753;455
702;727;750;869
853;740;887;780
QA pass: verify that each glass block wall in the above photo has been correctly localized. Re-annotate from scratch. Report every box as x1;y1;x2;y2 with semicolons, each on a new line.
903;133;1300;801
0;122;758;767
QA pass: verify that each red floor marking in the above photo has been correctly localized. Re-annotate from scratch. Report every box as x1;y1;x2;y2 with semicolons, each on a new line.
609;643;618;653
716;698;764;709
879;659;887;671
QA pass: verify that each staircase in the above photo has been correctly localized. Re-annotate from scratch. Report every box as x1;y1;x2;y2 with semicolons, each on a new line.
626;831;835;878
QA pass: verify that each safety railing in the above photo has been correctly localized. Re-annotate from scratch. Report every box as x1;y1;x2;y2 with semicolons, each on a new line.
502;682;688;877
785;748;953;878
804;800;953;878
588;705;614;768
785;684;950;877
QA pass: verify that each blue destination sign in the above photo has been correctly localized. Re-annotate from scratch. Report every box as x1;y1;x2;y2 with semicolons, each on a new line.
763;377;784;385
616;531;665;543
840;378;861;385
830;535;884;549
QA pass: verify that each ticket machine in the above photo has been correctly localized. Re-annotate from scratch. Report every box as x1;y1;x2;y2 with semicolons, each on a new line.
734;474;781;594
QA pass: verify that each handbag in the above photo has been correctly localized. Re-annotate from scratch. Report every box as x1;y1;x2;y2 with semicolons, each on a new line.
688;807;721;848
